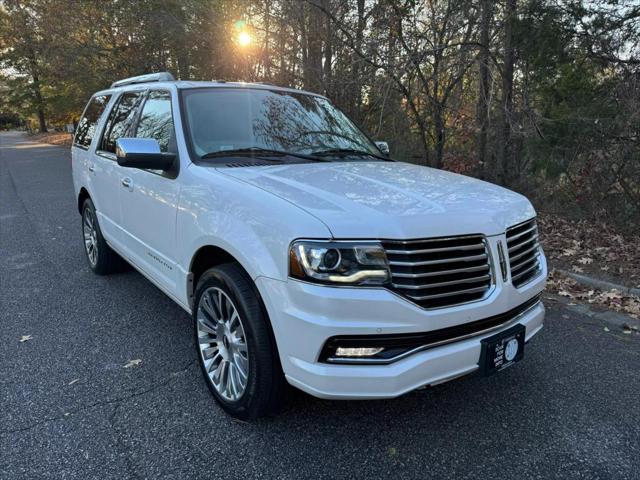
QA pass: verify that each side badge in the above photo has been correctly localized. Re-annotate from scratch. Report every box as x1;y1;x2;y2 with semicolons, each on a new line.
497;241;508;282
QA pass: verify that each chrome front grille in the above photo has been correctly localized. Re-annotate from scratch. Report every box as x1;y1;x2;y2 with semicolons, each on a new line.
506;218;542;287
382;235;493;309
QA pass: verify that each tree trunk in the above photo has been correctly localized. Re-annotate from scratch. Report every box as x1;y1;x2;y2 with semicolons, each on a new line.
350;0;365;119
303;3;323;92
433;103;445;169
322;0;332;95
175;43;190;80
31;71;47;133
36;108;47;133
477;0;491;179
431;54;443;168
18;6;47;134
278;12;287;85
497;0;516;185
264;0;272;78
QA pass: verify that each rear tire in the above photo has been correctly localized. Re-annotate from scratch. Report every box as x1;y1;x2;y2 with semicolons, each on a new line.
194;263;285;419
81;198;123;275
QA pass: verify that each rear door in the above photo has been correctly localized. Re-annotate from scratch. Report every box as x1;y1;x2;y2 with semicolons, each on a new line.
117;89;181;292
91;90;145;248
72;93;112;211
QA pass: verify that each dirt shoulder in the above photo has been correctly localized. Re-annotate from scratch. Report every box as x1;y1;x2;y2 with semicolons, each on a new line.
538;213;639;289
538;213;639;319
30;131;73;147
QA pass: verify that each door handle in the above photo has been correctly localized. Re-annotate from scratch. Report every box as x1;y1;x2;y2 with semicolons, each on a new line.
88;164;95;173
121;177;133;189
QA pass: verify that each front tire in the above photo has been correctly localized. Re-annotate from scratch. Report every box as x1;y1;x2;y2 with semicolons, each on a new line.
194;263;285;419
81;198;122;275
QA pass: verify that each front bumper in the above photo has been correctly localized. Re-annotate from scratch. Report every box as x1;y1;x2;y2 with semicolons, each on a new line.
256;253;546;400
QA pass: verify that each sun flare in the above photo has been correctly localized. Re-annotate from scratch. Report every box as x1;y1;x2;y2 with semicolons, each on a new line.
237;31;251;47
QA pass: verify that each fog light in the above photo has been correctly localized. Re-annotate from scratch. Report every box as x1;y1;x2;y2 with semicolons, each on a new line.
335;347;384;357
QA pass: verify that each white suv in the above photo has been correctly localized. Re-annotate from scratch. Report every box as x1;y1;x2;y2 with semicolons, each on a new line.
72;72;546;419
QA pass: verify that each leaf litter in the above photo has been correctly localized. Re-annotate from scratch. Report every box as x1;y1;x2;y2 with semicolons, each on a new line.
538;213;639;289
547;270;640;320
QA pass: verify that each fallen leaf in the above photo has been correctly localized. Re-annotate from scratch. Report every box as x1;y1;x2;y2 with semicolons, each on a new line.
603;290;622;300
19;335;33;343
123;359;142;369
572;266;584;273
578;257;593;265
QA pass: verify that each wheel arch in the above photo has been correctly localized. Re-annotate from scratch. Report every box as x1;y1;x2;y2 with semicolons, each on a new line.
187;245;262;311
189;245;235;299
77;187;91;214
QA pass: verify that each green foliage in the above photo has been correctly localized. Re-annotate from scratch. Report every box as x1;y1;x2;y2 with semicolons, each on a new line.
0;0;637;226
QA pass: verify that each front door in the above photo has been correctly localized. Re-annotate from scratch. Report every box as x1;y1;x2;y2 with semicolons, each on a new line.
117;89;181;292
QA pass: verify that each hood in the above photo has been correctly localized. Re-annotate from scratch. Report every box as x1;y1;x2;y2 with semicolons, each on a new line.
219;161;536;239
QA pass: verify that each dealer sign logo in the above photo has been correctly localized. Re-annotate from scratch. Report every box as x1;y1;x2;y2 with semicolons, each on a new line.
504;338;519;362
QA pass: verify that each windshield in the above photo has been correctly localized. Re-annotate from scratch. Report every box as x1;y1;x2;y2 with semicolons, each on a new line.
181;87;380;160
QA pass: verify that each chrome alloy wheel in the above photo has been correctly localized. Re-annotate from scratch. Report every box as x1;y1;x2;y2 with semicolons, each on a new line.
197;287;249;401
83;208;98;266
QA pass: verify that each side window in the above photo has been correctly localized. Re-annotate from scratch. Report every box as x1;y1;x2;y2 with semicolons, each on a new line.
135;91;174;152
99;91;144;154
73;95;111;149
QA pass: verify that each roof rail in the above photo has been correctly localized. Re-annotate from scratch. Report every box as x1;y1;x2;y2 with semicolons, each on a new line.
111;72;175;88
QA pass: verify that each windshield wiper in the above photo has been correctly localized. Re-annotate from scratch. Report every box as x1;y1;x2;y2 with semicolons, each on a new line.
311;148;393;162
200;147;328;162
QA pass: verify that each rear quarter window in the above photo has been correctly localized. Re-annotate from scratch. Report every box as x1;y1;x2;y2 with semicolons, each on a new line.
73;95;112;149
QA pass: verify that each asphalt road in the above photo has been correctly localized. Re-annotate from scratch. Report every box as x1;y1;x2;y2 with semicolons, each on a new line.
1;131;639;480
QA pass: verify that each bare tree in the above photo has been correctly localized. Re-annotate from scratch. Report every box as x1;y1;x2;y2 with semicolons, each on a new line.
496;0;516;184
477;0;491;178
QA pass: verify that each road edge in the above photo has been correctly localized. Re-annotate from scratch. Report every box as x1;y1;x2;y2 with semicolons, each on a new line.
544;292;640;332
557;269;640;297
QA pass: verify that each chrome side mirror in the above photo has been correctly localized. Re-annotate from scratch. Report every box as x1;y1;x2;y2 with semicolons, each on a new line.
115;138;175;170
375;141;390;156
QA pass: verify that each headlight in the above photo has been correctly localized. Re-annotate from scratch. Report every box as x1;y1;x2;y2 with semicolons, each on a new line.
289;240;390;285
